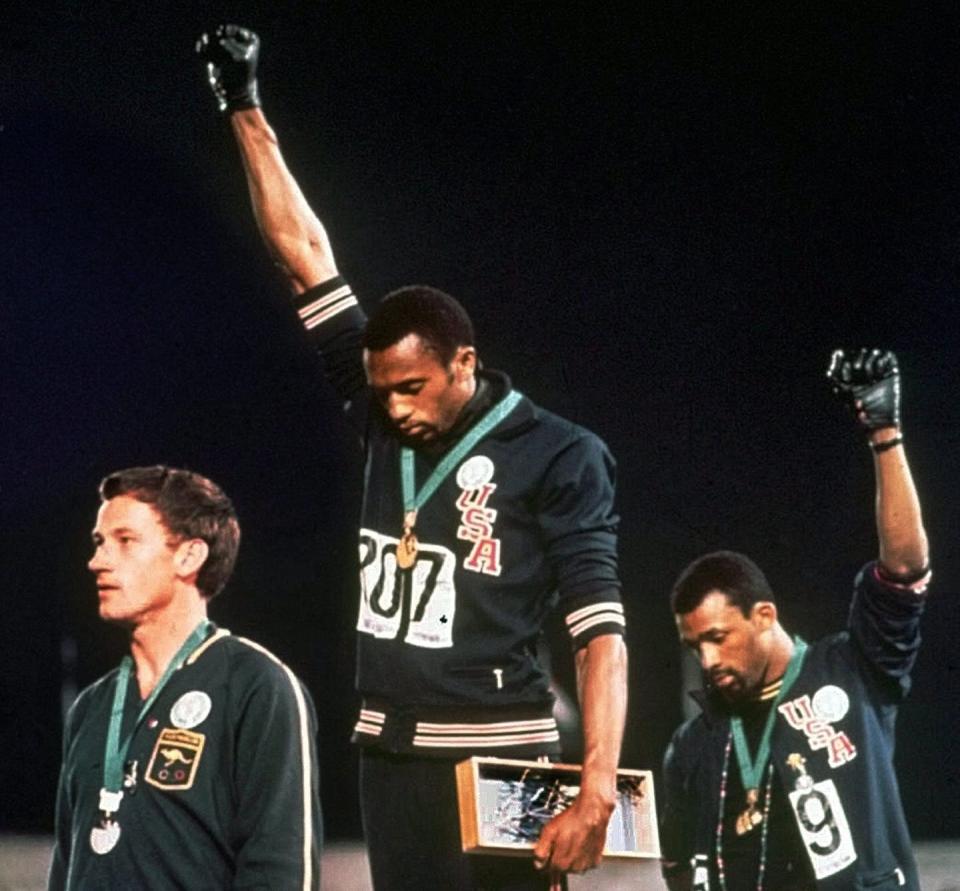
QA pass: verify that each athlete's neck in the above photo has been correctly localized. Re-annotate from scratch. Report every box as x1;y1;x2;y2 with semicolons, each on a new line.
129;597;208;699
425;375;492;456
760;624;795;690
449;374;481;428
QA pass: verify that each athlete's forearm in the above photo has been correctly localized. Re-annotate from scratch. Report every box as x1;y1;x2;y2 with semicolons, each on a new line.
575;633;627;807
870;430;928;579
532;633;627;872
230;107;338;294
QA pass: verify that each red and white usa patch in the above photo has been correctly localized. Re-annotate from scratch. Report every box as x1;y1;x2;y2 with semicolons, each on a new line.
778;691;858;768
456;456;502;577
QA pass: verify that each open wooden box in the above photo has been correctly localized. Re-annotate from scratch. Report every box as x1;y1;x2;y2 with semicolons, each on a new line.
455;757;660;859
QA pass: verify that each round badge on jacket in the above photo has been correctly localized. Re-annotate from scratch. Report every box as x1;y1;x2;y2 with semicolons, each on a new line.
811;685;850;723
457;455;494;490
170;691;213;729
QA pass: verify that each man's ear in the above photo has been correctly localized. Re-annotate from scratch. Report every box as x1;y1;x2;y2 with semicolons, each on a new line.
175;539;209;580
452;345;477;382
750;600;778;631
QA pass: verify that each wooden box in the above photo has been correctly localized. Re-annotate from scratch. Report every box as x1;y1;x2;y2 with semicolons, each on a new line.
455;757;660;859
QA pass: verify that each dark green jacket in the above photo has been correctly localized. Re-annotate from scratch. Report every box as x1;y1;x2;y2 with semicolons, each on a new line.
49;628;322;890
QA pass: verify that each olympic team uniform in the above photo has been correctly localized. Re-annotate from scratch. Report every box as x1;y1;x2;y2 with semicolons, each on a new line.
49;627;322;890
660;563;929;891
295;276;626;887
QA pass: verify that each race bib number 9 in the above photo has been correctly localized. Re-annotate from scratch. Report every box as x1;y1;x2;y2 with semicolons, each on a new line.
358;529;457;648
788;778;857;880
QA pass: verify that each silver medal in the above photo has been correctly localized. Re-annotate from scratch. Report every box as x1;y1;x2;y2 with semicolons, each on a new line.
90;787;123;854
90;819;121;854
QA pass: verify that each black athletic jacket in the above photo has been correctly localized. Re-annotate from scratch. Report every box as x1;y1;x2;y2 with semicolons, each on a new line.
296;276;625;757
661;563;929;891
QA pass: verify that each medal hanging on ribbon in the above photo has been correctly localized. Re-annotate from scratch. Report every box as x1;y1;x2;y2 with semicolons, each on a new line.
734;787;763;836
398;390;522;569
89;788;123;854
396;510;419;569
729;637;808;836
90;620;212;855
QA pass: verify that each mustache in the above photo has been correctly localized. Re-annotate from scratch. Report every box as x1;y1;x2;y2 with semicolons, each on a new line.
708;668;738;684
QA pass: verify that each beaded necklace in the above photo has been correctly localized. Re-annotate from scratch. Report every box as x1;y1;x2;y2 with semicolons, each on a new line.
715;731;775;891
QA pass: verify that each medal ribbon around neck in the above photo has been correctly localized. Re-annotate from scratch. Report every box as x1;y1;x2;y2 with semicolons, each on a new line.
399;389;522;540
729;636;808;798
102;619;212;799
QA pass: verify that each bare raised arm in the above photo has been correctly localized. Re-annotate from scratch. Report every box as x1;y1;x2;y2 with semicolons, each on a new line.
869;428;928;579
827;348;929;581
198;25;338;294
231;108;338;293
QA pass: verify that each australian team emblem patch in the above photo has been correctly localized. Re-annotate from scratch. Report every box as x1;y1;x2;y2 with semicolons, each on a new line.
145;728;205;791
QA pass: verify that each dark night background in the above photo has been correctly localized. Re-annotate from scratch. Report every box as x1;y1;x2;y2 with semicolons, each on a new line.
2;1;958;845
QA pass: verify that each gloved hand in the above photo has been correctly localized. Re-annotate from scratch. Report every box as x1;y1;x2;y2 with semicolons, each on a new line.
196;25;261;114
827;348;900;431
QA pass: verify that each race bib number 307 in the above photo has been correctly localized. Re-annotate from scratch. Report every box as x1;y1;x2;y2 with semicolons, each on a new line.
788;778;857;880
358;529;457;648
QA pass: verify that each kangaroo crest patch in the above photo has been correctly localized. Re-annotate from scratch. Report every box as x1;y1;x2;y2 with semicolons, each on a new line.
145;728;205;790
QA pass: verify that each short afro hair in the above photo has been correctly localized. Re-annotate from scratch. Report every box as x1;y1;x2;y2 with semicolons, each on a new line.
363;285;474;366
671;550;774;618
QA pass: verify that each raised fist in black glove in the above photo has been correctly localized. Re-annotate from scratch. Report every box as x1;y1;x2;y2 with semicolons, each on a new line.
196;25;261;114
827;348;900;431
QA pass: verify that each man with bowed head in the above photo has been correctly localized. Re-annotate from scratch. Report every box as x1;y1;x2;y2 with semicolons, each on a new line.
660;349;930;890
49;466;322;890
197;24;629;891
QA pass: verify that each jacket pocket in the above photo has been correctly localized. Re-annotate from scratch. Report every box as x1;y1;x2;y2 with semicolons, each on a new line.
446;663;509;691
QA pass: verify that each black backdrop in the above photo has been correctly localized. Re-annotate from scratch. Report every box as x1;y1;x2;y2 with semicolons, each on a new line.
2;1;958;840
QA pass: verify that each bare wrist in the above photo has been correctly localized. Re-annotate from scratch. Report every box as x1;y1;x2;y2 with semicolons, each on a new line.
578;776;617;812
230;107;276;142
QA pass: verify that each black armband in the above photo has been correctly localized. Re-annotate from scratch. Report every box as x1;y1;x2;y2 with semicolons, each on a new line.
869;435;903;454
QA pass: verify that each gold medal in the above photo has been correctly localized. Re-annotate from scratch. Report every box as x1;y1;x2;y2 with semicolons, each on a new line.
735;787;763;835
397;510;418;569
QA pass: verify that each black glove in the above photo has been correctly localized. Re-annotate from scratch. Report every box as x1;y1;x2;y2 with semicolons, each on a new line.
827;348;900;431
196;25;261;114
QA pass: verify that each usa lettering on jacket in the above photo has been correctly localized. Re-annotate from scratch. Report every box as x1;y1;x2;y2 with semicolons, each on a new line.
456;482;502;576
778;690;858;768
